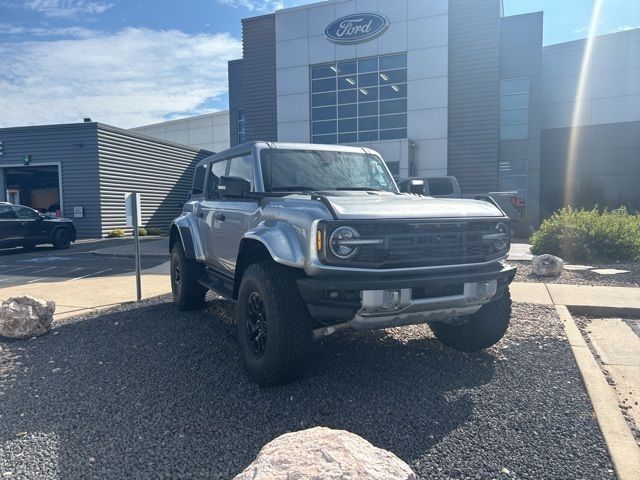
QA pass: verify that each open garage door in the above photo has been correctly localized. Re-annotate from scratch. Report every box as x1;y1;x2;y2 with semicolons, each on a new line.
3;165;61;217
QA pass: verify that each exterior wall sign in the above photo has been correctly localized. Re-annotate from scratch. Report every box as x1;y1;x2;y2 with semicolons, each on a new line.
324;13;390;45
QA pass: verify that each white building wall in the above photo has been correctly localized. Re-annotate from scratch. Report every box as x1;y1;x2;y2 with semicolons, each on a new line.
275;0;449;178
541;29;640;130
130;111;231;153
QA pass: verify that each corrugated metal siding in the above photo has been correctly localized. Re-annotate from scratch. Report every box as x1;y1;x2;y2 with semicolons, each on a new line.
96;124;211;236
0;123;101;238
228;59;244;147
448;0;501;193
242;14;277;142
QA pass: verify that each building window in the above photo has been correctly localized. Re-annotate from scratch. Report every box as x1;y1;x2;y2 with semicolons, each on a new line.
499;160;527;200
310;53;407;144
237;109;246;144
500;78;529;140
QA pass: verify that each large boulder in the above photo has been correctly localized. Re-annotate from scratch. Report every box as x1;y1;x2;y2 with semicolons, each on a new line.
531;254;564;277
0;295;55;339
234;427;416;480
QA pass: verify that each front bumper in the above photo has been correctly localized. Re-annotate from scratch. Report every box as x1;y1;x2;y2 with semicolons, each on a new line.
297;264;516;331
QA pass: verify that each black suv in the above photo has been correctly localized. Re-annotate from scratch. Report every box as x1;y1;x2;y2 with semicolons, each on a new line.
0;203;76;250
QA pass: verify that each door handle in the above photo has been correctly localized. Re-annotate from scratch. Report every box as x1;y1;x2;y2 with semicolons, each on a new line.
213;212;226;222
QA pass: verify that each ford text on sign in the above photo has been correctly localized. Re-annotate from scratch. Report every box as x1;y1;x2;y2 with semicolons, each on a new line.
324;13;390;45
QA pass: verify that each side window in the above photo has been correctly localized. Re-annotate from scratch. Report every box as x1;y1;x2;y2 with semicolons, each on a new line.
0;205;17;219
14;207;41;220
228;154;254;189
427;179;454;196
207;160;228;199
192;164;207;195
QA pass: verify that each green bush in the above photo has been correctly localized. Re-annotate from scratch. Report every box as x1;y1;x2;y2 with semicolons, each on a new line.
530;207;640;262
145;227;162;236
137;227;148;237
107;229;125;238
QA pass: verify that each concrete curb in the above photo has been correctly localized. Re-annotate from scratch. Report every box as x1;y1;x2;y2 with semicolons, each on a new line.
556;305;640;480
90;250;169;259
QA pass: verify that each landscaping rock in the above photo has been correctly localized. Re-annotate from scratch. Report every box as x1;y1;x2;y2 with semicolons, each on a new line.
233;426;416;480
532;254;564;277
0;296;55;339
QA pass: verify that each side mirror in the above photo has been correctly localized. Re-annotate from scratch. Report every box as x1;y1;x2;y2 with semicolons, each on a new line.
409;179;425;195
219;176;251;198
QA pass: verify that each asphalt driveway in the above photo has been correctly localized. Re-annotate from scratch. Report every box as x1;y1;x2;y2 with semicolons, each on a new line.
0;297;614;479
0;239;166;287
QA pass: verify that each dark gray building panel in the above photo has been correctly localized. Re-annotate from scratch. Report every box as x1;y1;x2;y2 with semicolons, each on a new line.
448;0;502;193
499;12;544;223
97;124;211;236
0;123;102;238
540;121;640;216
241;14;277;143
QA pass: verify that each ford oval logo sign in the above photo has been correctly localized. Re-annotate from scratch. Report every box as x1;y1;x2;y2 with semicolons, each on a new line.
324;13;390;45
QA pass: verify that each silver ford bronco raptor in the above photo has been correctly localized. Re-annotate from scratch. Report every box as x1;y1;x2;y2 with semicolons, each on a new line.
169;142;516;386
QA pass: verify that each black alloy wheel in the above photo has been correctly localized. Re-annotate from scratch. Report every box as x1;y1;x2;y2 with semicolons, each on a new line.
246;292;267;356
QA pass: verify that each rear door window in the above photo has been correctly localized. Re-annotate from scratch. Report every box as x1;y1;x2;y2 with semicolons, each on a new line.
14;207;41;220
227;154;254;189
0;205;17;219
427;179;455;196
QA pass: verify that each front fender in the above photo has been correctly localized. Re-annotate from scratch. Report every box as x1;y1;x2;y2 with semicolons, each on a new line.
171;213;206;262
244;220;306;268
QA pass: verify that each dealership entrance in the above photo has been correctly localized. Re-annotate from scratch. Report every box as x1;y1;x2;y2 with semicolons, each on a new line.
2;165;62;216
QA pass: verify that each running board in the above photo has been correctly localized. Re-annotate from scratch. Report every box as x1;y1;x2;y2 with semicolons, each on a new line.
198;269;235;302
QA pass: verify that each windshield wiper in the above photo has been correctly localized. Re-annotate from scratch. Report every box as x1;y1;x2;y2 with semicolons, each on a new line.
271;186;319;192
334;187;386;192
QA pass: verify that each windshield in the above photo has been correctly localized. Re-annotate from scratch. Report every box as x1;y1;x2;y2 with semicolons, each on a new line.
260;149;397;193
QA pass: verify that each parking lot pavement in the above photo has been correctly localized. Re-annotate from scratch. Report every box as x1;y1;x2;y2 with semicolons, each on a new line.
0;239;167;288
0;298;614;479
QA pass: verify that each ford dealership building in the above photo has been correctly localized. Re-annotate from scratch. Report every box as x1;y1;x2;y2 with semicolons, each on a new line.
221;0;640;225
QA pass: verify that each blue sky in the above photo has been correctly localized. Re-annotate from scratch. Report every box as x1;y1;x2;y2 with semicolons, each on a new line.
0;0;638;128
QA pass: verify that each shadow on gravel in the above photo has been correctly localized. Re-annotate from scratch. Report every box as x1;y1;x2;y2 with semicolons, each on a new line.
0;297;494;478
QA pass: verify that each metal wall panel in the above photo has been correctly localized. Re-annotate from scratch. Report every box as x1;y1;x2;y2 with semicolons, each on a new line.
228;59;245;147
448;0;501;193
241;14;278;142
97;124;211;236
0;123;101;238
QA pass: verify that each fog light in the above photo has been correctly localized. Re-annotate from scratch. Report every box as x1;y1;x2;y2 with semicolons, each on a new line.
382;289;401;310
327;291;340;300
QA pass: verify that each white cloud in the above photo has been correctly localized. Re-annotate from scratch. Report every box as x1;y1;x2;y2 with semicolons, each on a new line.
0;28;242;128
615;25;640;32
0;22;95;37
216;0;312;12
13;0;114;18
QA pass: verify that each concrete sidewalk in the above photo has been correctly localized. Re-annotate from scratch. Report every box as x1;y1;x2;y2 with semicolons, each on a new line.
510;282;640;314
92;237;169;258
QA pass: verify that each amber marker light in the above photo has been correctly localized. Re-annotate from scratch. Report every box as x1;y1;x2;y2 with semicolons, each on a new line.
317;229;323;252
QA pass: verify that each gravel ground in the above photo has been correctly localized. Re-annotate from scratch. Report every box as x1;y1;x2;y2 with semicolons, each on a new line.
0;296;614;479
512;260;640;287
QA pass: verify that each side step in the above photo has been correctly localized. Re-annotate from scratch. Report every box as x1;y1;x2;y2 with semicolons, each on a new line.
199;269;235;302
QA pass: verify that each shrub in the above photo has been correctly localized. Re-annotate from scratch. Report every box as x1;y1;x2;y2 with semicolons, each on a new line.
107;229;125;238
145;227;163;236
530;207;640;262
137;227;148;237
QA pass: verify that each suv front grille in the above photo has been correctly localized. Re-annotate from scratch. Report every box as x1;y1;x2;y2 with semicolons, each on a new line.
323;221;504;269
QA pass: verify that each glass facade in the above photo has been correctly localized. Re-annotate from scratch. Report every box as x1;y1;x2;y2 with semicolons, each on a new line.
310;53;408;144
237;109;246;144
499;78;529;140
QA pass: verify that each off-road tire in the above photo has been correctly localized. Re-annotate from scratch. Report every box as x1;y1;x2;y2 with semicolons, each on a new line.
430;290;512;352
170;241;207;311
237;261;313;387
52;229;72;249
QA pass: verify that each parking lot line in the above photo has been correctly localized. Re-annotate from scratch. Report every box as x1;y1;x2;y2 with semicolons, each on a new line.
66;268;112;281
29;266;57;274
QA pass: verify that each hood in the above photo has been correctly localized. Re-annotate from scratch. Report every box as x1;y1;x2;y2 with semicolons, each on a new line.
321;193;504;219
45;216;74;224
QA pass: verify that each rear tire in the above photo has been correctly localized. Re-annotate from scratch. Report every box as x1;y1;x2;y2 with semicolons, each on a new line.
237;261;313;387
52;229;71;249
170;242;207;311
430;290;512;352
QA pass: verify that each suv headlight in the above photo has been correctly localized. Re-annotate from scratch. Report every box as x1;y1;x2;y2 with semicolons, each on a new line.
493;222;510;252
329;226;361;259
